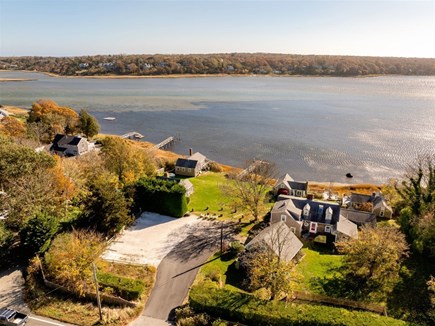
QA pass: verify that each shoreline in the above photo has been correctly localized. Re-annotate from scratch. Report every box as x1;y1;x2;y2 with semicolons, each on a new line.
0;69;417;80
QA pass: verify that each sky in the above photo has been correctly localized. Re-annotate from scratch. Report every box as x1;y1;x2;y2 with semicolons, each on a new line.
0;0;434;58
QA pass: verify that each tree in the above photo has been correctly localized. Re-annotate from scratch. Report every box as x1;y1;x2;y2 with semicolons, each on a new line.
27;99;79;142
77;174;132;236
336;226;409;300
239;223;301;300
100;136;155;184
44;230;105;295
20;212;59;255
221;160;275;221
394;156;435;256
0;116;26;137
79;109;100;138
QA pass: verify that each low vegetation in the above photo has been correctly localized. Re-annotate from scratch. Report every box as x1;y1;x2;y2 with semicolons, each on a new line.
189;284;405;326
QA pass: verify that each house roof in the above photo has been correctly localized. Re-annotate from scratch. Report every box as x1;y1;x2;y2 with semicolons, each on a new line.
350;192;372;204
188;152;206;162
373;199;392;212
246;221;303;262
336;216;358;239
175;158;198;169
275;173;308;191
179;179;193;190
341;208;376;226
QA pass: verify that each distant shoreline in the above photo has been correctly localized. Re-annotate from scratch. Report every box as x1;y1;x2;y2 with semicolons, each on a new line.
0;69;398;80
0;77;37;82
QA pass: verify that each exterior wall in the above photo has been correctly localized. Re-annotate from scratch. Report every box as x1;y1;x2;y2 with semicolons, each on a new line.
175;166;196;177
270;212;302;237
301;220;335;237
373;205;392;219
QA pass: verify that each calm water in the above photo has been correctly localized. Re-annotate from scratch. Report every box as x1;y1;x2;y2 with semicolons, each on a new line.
1;71;435;183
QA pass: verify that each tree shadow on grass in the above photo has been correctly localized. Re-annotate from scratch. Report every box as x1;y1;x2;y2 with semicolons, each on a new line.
387;254;434;325
224;262;245;290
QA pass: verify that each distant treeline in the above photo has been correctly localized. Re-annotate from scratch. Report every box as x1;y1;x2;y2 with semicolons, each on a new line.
1;53;434;77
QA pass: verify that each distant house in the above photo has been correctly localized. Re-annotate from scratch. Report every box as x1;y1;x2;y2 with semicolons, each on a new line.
270;195;358;243
341;208;377;227
50;134;89;157
245;221;303;262
273;174;308;197
348;192;393;219
0;109;9;120
175;152;207;177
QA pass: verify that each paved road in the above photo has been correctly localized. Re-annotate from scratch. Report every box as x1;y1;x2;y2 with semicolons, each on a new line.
0;267;72;326
131;222;235;324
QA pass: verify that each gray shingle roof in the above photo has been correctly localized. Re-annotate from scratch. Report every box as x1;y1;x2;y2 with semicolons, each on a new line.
275;173;308;191
175;158;198;169
336;216;358;239
341;208;376;227
246;221;303;262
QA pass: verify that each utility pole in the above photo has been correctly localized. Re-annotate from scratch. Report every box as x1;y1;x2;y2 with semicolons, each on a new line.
220;221;223;254
92;263;103;321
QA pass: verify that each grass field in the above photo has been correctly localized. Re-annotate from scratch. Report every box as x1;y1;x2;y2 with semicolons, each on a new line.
196;252;245;293
295;246;344;295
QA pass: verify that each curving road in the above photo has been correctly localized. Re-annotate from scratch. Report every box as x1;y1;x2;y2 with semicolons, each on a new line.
130;221;235;325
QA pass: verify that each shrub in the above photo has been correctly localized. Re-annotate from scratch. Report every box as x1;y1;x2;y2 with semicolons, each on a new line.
229;241;244;255
189;285;406;326
97;272;145;301
129;177;187;217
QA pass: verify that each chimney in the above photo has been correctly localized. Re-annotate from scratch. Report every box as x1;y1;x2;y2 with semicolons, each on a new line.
307;194;314;200
189;148;192;156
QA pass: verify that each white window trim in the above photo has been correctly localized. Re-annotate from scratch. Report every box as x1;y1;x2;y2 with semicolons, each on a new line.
309;222;318;233
290;227;296;233
325;225;331;233
280;215;287;222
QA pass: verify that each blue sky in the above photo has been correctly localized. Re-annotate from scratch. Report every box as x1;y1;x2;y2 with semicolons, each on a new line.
1;0;434;57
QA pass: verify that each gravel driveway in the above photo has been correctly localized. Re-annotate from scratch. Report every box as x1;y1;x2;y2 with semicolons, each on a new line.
102;212;205;267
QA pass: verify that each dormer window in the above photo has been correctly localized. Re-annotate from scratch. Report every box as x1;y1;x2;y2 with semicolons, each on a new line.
325;207;333;224
303;203;311;218
318;205;324;219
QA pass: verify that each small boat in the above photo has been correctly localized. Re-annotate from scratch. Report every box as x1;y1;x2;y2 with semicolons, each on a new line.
346;173;353;178
104;117;116;121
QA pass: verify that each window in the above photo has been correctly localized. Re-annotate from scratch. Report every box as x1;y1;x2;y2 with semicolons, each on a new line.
380;207;385;217
290;227;296;233
188;168;192;173
309;222;318;233
296;190;302;197
182;167;186;172
303;203;311;218
325;207;333;224
304;221;309;227
325;225;331;233
280;215;287;222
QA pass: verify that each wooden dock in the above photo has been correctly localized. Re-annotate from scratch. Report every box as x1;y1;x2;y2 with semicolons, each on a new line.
121;132;144;140
153;136;178;150
237;160;269;179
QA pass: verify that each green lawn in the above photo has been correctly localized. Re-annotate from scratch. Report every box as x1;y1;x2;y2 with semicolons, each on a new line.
295;246;344;295
196;252;245;293
188;172;233;217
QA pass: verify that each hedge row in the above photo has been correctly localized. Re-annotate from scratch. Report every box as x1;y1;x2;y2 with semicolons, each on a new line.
189;284;406;326
131;177;187;217
98;272;145;301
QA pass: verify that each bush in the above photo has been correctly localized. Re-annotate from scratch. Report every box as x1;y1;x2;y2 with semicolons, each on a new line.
129;177;187;217
97;272;145;301
189;285;406;326
229;241;244;255
20;212;59;255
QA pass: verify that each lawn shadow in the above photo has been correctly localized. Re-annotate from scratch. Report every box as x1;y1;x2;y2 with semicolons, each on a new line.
387;254;434;324
224;261;245;291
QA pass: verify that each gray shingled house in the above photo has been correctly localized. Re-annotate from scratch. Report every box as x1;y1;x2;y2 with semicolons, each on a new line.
175;152;206;177
348;192;393;219
271;196;358;243
50;134;89;157
273;173;308;197
245;221;303;262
